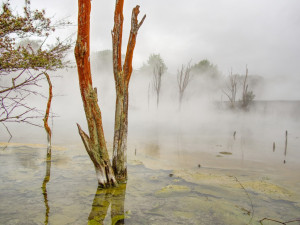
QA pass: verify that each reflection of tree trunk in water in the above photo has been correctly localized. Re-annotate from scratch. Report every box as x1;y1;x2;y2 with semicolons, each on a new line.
42;157;51;225
240;136;245;165
284;130;288;164
111;184;127;224
88;188;111;224
88;184;127;225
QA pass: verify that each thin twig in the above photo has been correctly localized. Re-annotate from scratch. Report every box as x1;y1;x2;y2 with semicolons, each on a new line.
232;176;254;224
259;217;300;225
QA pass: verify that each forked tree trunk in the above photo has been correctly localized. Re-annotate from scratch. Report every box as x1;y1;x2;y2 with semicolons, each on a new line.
111;1;146;182
75;0;117;187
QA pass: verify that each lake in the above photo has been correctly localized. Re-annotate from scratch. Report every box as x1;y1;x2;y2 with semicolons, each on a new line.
0;101;300;224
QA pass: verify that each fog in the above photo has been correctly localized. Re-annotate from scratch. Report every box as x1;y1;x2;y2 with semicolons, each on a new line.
9;0;300;74
2;0;300;168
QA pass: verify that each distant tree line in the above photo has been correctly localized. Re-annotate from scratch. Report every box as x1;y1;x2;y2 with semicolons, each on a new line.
91;50;261;111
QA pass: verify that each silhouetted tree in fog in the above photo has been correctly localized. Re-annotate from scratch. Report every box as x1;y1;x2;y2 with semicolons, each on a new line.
191;59;220;79
177;62;192;110
139;54;167;75
223;69;238;109
241;65;255;109
153;63;164;108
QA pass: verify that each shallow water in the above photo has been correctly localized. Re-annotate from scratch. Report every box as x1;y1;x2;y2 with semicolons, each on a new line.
0;139;299;225
1;101;300;224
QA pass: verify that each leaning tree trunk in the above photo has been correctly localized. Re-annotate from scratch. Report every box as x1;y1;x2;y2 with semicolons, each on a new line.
43;72;52;160
75;0;117;187
111;1;146;182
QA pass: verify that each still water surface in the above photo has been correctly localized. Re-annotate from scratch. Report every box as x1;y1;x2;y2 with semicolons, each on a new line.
1;102;300;224
0;135;299;225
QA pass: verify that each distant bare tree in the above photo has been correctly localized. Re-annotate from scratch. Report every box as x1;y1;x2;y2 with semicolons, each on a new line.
241;65;255;109
223;68;238;108
153;63;164;108
177;62;192;110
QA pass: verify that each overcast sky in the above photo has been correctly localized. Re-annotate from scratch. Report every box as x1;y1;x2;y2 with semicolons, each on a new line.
10;0;300;98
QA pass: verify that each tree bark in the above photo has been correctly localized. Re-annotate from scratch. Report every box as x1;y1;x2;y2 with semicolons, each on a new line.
111;1;146;182
43;72;52;159
75;0;117;187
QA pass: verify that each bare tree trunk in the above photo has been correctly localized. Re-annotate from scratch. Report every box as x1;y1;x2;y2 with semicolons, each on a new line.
153;64;163;108
177;63;191;111
112;1;145;182
242;65;248;108
222;68;237;109
43;72;52;160
112;86;129;182
75;0;117;187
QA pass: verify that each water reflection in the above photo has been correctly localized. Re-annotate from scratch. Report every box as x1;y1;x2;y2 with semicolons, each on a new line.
88;184;127;225
284;130;288;164
42;156;51;225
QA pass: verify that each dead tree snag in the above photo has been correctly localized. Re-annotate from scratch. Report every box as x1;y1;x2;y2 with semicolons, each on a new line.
43;72;52;159
75;0;117;187
112;1;146;182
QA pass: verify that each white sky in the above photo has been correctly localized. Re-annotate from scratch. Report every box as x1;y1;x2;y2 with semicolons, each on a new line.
9;0;300;98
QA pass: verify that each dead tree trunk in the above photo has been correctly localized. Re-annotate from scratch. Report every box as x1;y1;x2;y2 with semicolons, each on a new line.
111;1;146;182
153;64;163;108
75;0;117;187
223;68;237;108
43;72;52;160
177;63;192;110
242;65;249;108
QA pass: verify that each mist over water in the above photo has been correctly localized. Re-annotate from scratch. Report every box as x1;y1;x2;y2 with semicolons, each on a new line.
1;1;300;224
2;58;299;171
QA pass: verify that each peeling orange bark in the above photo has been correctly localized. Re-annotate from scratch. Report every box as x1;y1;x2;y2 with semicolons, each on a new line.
75;0;117;187
43;72;52;159
112;1;146;182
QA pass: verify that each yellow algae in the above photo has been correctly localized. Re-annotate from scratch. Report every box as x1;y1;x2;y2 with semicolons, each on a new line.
173;211;194;219
156;185;191;196
233;180;292;196
173;170;233;186
174;169;294;200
